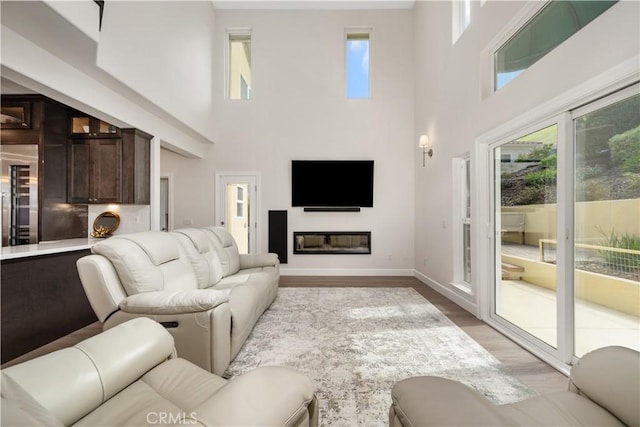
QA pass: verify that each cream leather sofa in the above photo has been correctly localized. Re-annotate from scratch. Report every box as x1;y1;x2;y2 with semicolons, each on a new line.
1;318;318;427
76;226;279;376
390;346;640;426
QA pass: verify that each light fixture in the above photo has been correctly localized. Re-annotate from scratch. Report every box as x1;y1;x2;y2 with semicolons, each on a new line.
419;134;433;167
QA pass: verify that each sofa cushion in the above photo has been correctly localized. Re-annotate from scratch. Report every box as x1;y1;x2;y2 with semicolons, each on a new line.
92;232;198;295
239;253;278;270
141;358;227;412
73;381;198;426
74;359;226;426
391;376;513;426
119;290;229;315
202;227;240;277
501;392;625;426
192;366;316;426
172;229;223;288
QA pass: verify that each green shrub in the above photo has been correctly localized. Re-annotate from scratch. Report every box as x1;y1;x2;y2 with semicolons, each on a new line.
576;165;604;180
620;173;640;198
512;186;545;205
525;168;557;186
576;179;611;202
517;144;555;162
598;228;640;270
609;126;640;173
540;154;557;169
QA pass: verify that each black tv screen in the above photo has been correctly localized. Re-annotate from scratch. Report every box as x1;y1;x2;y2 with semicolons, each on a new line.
292;160;374;207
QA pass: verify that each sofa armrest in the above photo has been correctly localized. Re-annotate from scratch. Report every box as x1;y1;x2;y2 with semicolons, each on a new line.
569;346;640;427
195;366;316;426
119;289;229;315
239;253;279;269
390;377;513;426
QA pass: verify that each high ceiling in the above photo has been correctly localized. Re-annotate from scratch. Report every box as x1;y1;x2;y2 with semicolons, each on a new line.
212;0;415;10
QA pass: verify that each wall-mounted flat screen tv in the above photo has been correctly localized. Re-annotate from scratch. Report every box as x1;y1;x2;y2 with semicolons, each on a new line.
291;160;374;207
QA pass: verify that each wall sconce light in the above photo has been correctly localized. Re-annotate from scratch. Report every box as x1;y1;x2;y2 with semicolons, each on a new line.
419;134;433;167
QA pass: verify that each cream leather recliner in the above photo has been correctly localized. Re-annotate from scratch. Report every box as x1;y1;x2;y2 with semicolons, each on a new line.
76;226;279;376
389;346;640;427
1;318;318;426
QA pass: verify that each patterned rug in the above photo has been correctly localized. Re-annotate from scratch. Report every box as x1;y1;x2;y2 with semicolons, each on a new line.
224;287;537;426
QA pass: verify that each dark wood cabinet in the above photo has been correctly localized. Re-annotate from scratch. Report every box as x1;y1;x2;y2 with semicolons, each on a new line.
121;128;151;204
1;250;97;363
40;100;88;241
69;114;120;137
67;127;151;205
68;138;122;204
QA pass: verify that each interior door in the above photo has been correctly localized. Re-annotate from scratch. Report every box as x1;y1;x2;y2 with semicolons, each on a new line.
215;173;259;254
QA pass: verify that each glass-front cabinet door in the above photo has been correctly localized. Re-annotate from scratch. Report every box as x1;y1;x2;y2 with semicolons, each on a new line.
69;115;120;137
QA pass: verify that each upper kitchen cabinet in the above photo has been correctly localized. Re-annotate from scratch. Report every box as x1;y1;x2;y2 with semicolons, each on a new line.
68;138;122;204
67;122;151;205
1;96;43;145
1;99;31;129
121;128;151;205
69;114;121;138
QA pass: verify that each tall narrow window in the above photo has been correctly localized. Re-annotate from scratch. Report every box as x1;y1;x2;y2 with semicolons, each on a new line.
228;31;252;100
453;155;472;290
494;1;617;90
346;31;370;99
452;0;471;44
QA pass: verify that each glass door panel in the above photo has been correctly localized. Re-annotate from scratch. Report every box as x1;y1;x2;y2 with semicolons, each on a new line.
215;173;258;255
573;93;640;357
494;124;559;348
225;183;250;254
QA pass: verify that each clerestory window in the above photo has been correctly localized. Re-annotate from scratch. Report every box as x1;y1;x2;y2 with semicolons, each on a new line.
494;1;617;90
228;31;252;100
346;31;370;99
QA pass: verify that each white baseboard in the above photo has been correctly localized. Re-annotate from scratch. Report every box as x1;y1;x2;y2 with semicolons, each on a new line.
280;268;414;276
413;270;479;317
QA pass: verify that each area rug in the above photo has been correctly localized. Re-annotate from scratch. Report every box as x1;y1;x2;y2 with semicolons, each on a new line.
224;287;537;426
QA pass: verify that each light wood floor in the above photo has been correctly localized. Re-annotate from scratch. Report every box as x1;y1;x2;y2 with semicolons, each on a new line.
2;276;569;395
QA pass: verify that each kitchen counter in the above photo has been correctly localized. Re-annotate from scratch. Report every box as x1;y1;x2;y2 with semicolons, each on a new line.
1;241;98;363
0;238;101;260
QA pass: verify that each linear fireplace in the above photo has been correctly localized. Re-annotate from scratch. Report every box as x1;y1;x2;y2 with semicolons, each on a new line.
293;232;371;255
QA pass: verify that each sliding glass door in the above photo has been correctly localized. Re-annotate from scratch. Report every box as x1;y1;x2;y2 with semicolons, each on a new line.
572;90;640;358
493;124;559;350
487;85;640;365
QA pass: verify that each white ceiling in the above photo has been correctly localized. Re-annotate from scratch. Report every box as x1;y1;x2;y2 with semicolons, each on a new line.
212;0;415;10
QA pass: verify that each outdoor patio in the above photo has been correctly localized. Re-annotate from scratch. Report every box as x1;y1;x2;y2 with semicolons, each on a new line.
499;243;640;357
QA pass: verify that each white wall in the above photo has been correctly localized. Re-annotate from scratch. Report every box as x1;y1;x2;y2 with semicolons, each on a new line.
97;1;216;141
1;1;213;157
162;8;415;274
413;1;640;309
88;205;150;236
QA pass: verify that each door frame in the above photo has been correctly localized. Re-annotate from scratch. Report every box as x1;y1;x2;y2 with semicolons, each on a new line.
215;171;260;254
160;174;173;231
474;68;638;374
